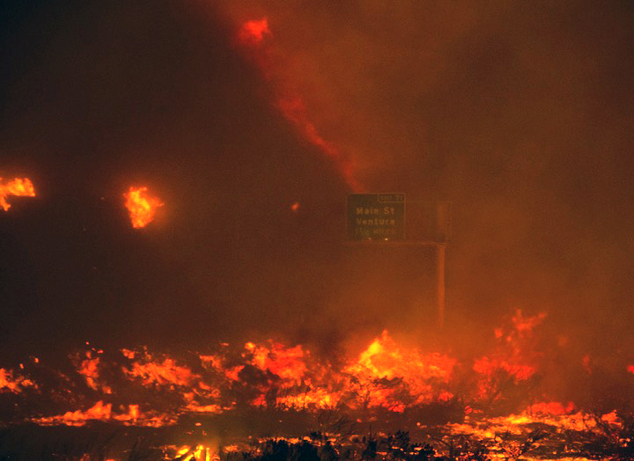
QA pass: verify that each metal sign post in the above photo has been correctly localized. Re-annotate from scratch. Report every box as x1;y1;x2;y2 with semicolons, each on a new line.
346;195;450;329
437;242;446;329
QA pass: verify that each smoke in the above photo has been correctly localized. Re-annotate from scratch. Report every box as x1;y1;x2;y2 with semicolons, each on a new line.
1;0;634;371
215;0;634;344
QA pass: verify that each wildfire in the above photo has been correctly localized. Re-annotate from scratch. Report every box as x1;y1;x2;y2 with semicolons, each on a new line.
0;368;35;393
0;177;35;211
33;401;169;427
175;444;219;461
344;330;456;410
35;400;113;426
124;349;196;387
9;315;551;426
448;405;624;448
1;308;633;461
244;341;307;385
473;309;545;399
123;186;163;228
4;307;634;461
73;349;112;394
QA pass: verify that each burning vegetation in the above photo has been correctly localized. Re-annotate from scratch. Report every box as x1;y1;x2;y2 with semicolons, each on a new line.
0;177;35;211
1;311;634;459
2;1;634;460
123;186;164;229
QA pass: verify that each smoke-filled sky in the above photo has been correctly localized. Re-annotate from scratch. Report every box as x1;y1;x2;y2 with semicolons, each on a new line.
1;0;634;358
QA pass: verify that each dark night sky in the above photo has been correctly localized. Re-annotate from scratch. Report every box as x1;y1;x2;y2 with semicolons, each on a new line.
1;0;634;360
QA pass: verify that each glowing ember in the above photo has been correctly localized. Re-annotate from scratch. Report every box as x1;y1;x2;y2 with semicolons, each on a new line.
238;18;271;45
0;177;35;211
123;186;163;228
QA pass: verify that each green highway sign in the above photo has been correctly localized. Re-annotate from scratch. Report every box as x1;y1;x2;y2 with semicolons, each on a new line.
347;193;405;240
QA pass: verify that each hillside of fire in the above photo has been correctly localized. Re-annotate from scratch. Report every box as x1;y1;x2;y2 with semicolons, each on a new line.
1;308;634;458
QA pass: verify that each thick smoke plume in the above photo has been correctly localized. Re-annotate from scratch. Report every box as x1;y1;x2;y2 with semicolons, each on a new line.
1;0;633;382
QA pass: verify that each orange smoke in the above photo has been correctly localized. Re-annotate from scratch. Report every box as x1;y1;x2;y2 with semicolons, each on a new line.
0;177;36;211
123;186;163;228
236;19;361;191
472;310;546;399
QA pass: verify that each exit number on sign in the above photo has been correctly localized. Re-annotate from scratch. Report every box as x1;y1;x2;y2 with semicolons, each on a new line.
347;194;405;240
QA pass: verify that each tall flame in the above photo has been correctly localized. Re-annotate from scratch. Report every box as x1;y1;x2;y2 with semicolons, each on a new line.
0;177;36;211
123;186;164;228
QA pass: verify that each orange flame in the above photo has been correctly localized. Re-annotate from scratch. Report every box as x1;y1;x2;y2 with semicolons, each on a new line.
33;400;169;427
238;18;271;45
78;352;100;390
527;401;575;415
123;349;196;387
123;186;163;228
0;368;35;393
35;400;113;426
73;350;112;393
176;444;218;461
472;310;546;399
15;309;634;438
245;341;307;385
0;177;36;211
344;331;456;411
